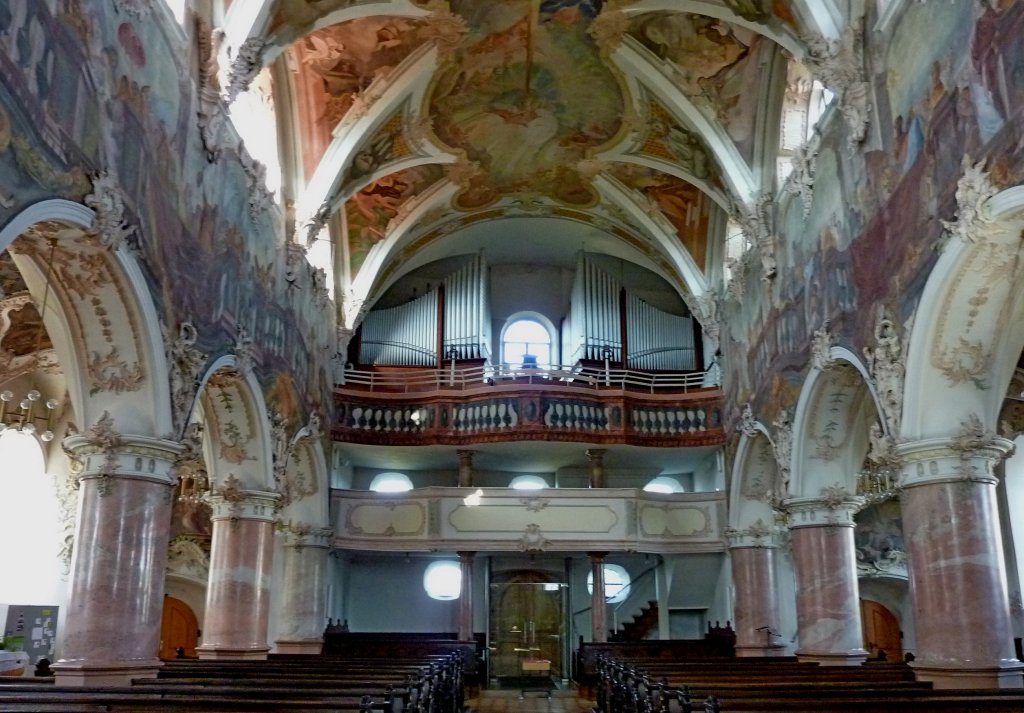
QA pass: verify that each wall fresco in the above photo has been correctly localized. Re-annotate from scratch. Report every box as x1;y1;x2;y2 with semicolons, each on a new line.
0;0;333;434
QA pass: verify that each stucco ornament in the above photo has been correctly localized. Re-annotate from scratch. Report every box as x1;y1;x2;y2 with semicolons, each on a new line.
866;421;898;467
734;194;776;280
519;523;550;552
165;321;207;436
224;37;266;104
300;201;331;248
739;402;759;438
197;23;228;161
681;292;721;357
863;308;905;439
87;411;123;496
233;324;258;379
85;171;136;251
167;535;210;581
803;23;870;150
270;410;291;497
810;319;835;371
819;482;852;509
722;0;772;23
588;9;628;54
771;409;793;501
239;145;274;220
111;0;151;17
783;142;817;218
941;157;998;245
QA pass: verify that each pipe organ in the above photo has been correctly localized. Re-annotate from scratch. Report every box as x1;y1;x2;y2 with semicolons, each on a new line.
443;254;490;361
358;290;439;366
567;253;623;363
625;293;695;370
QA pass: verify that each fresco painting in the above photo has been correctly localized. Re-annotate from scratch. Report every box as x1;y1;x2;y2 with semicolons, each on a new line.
855;501;906;572
431;0;623;207
0;1;334;424
345;164;446;278
630;12;764;164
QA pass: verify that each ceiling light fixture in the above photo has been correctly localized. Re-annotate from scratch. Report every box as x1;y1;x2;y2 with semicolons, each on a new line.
0;237;60;441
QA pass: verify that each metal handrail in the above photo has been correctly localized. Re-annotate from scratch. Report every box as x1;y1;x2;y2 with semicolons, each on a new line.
338;364;718;394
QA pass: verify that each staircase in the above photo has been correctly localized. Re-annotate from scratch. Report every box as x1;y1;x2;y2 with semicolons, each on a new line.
610;601;659;641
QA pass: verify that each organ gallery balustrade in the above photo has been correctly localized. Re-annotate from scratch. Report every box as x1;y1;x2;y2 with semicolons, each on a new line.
334;365;723;447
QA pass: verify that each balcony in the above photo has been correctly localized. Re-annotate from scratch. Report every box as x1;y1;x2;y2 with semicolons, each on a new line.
333;364;724;447
330;486;727;554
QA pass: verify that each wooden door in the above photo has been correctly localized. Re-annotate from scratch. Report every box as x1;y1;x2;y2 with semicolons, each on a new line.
159;597;199;659
860;599;902;662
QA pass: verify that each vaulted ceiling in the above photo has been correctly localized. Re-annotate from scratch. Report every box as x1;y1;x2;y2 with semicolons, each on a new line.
218;0;844;324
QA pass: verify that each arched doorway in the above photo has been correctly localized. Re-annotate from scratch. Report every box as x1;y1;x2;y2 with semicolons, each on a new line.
489;570;566;684
860;599;902;662
159;596;199;659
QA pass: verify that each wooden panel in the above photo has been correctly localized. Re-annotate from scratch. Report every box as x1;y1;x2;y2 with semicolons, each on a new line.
860;599;902;662
160;596;199;659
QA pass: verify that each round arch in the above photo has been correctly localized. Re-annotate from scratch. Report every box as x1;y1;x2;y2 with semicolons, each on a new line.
902;184;1024;440
0;199;173;436
194;355;275;491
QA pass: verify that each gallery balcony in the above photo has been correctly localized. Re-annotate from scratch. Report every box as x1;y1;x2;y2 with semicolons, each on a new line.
332;363;724;448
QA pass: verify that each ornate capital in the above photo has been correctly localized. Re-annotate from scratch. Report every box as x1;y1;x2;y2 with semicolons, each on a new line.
802;23;870;150
941;157;998;246
897;423;1014;489
863;307;905;438
85;170;137;251
784;492;861;527
224;36;266;103
280;520;333;549
725;517;777;548
206;477;280;522
63;415;184;492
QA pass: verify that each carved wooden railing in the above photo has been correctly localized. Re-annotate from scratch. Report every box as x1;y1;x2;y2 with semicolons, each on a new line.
334;375;724;447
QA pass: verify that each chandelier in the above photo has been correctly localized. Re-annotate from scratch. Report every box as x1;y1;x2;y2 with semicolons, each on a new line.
0;237;60;442
175;463;210;503
855;462;900;507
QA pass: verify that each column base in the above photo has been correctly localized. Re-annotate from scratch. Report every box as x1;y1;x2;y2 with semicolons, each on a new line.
736;644;788;657
52;659;163;686
911;660;1024;689
195;645;270;661
795;649;868;666
274;639;324;655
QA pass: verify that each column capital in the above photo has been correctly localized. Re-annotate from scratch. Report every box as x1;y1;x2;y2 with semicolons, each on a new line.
207;475;281;521
64;425;184;488
725;518;779;548
280;521;333;548
896;435;1014;489
784;493;861;528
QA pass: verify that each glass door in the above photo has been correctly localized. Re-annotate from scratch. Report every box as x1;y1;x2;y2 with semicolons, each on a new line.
488;581;566;681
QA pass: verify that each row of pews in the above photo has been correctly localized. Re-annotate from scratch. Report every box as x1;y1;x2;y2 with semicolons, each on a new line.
0;649;465;712
596;656;1024;712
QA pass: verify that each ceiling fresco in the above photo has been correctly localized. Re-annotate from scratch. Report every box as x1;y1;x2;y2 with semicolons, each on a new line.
252;0;813;298
429;0;624;208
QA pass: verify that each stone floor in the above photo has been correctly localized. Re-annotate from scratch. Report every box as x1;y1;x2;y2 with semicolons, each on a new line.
466;689;596;713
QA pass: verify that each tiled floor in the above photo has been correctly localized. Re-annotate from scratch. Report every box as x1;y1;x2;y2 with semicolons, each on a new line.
467;689;596;713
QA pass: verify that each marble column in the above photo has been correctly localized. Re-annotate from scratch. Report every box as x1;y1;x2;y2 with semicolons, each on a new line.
274;525;333;654
896;437;1024;688
458;551;474;641
457;450;474;488
787;496;868;665
590;552;608;642
53;430;183;686
727;526;785;657
196;482;280;660
586;449;606;489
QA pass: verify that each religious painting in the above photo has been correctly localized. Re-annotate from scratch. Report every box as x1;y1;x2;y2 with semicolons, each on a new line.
345;164;446;277
607;164;712;272
854;501;906;577
290;18;430;177
638;101;720;183
430;0;623;207
629;12;765;164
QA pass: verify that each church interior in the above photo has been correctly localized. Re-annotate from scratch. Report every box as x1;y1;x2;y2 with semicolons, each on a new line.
2;0;1024;707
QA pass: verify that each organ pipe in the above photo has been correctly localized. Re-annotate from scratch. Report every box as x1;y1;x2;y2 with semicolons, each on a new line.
443;254;490;360
358;290;439;365
625;293;695;370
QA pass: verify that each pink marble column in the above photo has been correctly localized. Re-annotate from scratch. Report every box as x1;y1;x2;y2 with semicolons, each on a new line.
275;525;332;654
53;432;183;686
896;438;1024;688
728;525;785;657
458;551;474;641
197;484;280;660
457;450;474;488
586;449;606;488
590;552;608;642
787;496;868;665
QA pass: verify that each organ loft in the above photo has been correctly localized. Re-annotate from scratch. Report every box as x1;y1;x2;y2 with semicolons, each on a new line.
2;0;1024;710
